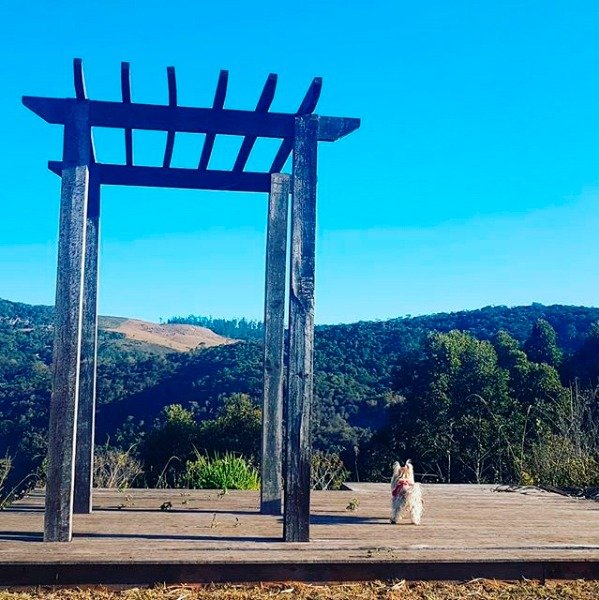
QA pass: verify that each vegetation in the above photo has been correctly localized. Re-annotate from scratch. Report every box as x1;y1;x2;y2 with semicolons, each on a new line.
2;580;599;600
167;314;263;341
185;451;260;490
311;450;350;490
2;297;599;502
93;444;143;489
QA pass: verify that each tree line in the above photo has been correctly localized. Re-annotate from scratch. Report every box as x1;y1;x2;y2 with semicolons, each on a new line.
1;299;598;501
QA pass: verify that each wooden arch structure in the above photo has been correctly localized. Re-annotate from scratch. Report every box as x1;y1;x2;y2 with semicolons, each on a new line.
23;59;359;543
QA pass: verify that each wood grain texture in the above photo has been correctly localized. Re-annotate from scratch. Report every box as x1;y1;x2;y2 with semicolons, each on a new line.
45;101;91;542
73;174;100;515
284;116;318;542
3;486;599;585
261;173;290;515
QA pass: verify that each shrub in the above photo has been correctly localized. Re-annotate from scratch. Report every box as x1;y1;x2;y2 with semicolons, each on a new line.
199;394;262;460
524;433;599;488
94;444;143;489
185;452;260;490
141;404;201;487
311;450;349;490
0;456;11;507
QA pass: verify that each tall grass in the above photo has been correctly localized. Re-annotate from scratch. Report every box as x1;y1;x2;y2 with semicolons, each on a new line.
93;444;143;489
185;451;260;490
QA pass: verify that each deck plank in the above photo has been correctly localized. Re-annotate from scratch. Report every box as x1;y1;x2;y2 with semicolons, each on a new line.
1;485;598;584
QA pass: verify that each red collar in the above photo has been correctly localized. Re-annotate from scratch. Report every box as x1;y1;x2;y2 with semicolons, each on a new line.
392;479;413;498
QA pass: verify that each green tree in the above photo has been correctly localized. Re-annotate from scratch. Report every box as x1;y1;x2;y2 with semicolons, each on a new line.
141;404;201;486
524;319;562;368
387;331;518;483
199;393;262;459
565;321;599;386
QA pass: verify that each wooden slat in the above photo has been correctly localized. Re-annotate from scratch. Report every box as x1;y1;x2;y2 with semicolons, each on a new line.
198;70;228;170
120;62;133;166
73;172;100;515
233;74;277;172
73;58;87;100
270;78;322;173
22;96;357;141
261;173;290;515
5;486;599;584
44;102;91;542
284;115;319;542
162;66;177;168
48;162;271;193
72;58;95;163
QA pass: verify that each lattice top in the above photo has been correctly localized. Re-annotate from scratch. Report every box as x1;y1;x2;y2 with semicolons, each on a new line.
23;59;360;193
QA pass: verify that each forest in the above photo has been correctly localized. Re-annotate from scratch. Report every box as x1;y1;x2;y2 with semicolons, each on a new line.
1;298;598;502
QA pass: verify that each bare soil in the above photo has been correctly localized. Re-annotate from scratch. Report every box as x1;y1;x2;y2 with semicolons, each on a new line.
99;317;234;352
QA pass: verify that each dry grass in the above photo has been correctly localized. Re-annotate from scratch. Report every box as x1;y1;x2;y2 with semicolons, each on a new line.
2;580;599;600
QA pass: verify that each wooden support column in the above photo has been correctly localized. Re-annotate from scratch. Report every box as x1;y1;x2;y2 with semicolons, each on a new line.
44;101;90;542
261;173;290;515
284;115;318;542
73;171;100;514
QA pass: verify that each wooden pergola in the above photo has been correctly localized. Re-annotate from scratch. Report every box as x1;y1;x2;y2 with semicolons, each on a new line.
23;59;359;543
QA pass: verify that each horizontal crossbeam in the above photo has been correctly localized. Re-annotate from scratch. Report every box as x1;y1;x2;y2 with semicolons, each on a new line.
23;97;360;142
48;161;272;193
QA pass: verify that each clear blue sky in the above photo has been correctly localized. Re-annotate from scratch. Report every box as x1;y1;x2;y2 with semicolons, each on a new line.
2;1;598;324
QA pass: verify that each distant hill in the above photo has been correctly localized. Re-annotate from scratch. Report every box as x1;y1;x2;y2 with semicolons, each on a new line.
0;299;233;355
2;297;599;465
99;316;234;352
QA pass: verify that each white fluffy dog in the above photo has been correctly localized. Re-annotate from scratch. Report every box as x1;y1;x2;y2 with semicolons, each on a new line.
390;459;423;525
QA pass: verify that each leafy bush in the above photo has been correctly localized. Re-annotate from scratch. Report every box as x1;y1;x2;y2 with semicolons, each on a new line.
141;404;201;487
185;452;260;490
0;456;11;507
94;444;143;489
311;451;349;490
199;393;262;459
524;434;599;488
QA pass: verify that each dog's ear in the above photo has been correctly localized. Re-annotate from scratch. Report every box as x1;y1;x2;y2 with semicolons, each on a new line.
392;461;400;475
405;459;412;467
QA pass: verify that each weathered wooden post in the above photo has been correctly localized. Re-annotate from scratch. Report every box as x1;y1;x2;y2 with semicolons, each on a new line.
44;100;90;542
284;115;318;542
24;59;358;543
73;173;100;514
261;173;290;515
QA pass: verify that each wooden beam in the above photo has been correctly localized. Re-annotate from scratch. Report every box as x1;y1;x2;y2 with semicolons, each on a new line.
261;173;290;516
284;115;318;542
3;559;599;586
73;58;95;163
23;96;359;141
198;70;228;170
120;62;133;166
44;101;91;542
162;66;177;168
73;173;100;515
270;78;322;173
48;162;271;193
233;73;278;173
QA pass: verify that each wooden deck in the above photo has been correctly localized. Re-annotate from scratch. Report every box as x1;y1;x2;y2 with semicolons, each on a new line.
1;484;598;585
